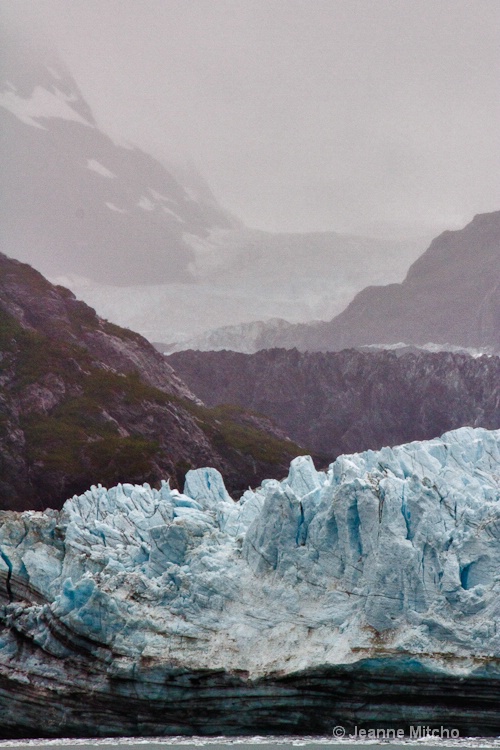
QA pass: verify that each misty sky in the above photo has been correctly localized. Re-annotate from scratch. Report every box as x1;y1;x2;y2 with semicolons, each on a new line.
2;0;499;236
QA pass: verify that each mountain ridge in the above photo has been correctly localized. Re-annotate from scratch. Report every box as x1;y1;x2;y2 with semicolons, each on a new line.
168;347;500;459
303;209;500;351
1;32;427;342
0;32;237;286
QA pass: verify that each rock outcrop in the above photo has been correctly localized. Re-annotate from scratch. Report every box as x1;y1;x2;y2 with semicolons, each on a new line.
168;347;500;459
1;427;500;736
0;253;302;510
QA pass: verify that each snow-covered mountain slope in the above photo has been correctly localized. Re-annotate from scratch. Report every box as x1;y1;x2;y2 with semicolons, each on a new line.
1;33;427;343
161;317;299;354
0;33;237;286
62;228;425;345
1;426;500;735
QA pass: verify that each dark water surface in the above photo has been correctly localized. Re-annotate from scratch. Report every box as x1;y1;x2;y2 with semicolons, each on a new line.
1;738;500;749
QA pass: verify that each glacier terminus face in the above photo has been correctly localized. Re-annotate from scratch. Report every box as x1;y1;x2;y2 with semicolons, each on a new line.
1;426;500;736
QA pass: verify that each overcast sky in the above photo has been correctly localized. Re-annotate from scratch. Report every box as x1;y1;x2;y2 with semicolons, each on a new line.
2;0;499;235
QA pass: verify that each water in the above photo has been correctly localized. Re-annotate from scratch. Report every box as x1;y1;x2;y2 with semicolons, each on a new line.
1;737;500;750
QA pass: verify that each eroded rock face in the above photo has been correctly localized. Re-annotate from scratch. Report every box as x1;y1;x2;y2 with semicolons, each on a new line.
1;427;500;736
0;252;195;399
168;347;500;459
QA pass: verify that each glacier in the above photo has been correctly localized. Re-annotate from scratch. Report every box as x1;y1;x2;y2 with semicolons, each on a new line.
1;426;500;736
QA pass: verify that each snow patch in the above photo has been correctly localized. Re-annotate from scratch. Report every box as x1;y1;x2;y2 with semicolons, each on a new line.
105;202;126;214
0;86;93;128
162;206;184;222
362;342;496;358
183;186;200;202
52;86;79;104
86;159;116;178
137;195;155;211
165;317;295;354
149;188;172;202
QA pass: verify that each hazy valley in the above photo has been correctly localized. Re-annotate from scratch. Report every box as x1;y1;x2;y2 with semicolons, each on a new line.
0;31;428;346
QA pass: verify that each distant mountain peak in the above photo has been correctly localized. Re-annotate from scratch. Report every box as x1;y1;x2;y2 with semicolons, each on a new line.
0;32;96;127
0;32;236;285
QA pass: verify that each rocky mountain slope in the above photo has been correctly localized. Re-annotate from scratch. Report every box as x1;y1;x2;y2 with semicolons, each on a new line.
300;210;500;352
251;211;498;354
168;347;500;458
2;427;500;736
0;253;302;511
0;33;237;286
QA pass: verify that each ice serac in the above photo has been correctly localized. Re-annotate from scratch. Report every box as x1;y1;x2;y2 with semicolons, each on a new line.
2;427;500;736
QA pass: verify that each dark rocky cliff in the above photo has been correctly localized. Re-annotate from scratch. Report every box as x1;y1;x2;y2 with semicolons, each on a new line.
0;254;302;510
168;347;500;459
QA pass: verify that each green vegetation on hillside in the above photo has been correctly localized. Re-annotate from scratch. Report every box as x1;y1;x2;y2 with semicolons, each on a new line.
190;403;302;466
1;303;302;506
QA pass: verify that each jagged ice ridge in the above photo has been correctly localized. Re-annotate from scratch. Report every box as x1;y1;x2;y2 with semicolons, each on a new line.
2;425;500;665
1;426;500;735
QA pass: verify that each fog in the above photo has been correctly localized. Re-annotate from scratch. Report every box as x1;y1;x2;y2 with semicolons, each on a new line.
1;0;499;236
